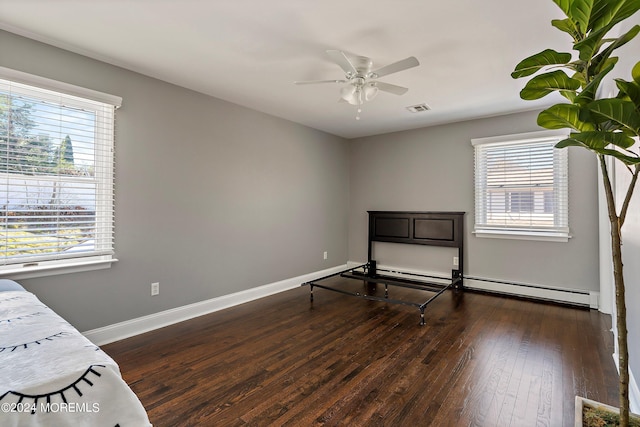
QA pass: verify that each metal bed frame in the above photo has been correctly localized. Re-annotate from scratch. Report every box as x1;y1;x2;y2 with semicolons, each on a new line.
303;211;465;325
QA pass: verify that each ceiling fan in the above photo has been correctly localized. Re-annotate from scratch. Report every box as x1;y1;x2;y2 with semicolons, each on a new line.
295;50;420;120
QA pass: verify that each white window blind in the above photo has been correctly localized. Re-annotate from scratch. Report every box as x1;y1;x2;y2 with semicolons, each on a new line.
472;130;569;241
0;68;121;276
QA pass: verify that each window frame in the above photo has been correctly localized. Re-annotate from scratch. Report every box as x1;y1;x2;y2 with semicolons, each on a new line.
0;67;121;279
471;130;570;242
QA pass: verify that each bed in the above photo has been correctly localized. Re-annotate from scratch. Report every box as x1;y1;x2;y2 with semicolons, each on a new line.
304;211;465;325
0;280;151;427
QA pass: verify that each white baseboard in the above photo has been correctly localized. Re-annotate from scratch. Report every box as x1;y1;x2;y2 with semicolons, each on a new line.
347;260;594;307
83;264;348;346
464;277;594;307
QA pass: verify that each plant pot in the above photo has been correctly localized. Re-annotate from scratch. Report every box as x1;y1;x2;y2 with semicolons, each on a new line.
575;396;640;426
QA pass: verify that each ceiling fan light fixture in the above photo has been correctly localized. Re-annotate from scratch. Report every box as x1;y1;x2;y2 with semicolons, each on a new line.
364;83;378;101
341;85;366;106
340;85;357;104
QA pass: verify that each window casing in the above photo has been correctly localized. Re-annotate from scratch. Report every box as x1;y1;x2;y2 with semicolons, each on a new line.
0;67;121;277
472;130;570;242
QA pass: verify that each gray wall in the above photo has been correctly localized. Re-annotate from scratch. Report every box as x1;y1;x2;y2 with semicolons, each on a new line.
348;111;600;292
0;28;604;332
0;30;350;331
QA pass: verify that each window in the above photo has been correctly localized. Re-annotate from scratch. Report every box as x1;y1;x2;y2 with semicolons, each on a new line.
0;67;121;277
472;130;569;241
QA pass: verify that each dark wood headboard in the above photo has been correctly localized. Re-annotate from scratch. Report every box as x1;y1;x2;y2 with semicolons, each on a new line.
367;211;465;279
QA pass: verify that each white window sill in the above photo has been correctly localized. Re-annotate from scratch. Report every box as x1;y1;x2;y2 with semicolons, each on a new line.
0;258;118;280
473;230;571;242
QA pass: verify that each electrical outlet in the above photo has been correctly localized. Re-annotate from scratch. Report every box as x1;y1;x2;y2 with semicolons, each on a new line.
323;251;328;260
453;257;459;267
151;282;159;296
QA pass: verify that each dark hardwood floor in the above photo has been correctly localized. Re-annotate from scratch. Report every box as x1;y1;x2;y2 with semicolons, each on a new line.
103;278;619;426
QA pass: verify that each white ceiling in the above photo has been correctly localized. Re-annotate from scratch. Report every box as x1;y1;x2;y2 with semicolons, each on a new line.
0;0;576;139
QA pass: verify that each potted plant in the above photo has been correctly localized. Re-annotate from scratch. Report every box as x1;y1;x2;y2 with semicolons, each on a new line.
511;0;640;425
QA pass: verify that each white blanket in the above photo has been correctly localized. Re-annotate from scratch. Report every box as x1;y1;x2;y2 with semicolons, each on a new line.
0;291;151;427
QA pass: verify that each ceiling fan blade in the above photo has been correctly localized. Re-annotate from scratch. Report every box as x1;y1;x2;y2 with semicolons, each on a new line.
294;79;347;85
326;50;357;76
371;56;419;78
375;81;409;95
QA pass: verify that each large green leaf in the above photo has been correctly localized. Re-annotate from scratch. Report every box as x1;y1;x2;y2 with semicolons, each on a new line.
616;79;640;109
511;49;573;78
588;0;614;31
572;0;595;33
572;70;587;86
552;0;604;36
576;58;617;105
556;135;640;164
600;149;640;164
589;0;640;32
574;24;612;61
553;0;572;17
537;104;596;131
520;70;581;100
568;130;636;148
588;99;640;135
590;25;640;74
633;60;640;83
555;137;589;149
552;18;581;40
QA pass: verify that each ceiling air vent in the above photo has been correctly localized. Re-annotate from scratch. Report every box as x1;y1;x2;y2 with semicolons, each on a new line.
406;103;431;113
